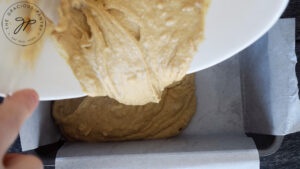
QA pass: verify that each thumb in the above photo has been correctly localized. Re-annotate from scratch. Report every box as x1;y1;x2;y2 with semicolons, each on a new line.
0;89;39;157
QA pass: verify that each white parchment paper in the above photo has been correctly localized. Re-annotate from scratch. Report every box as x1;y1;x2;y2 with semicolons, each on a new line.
240;18;300;135
56;136;258;169
20;102;61;151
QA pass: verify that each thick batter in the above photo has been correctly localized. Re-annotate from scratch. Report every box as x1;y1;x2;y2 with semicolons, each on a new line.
52;74;196;142
52;0;209;105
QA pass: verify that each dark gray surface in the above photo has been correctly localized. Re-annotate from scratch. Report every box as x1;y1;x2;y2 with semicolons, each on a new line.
261;132;300;169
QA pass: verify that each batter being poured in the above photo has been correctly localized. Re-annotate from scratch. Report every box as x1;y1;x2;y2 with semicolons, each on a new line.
53;0;209;105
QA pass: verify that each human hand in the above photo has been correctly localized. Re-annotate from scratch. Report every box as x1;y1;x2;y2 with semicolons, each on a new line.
0;90;43;169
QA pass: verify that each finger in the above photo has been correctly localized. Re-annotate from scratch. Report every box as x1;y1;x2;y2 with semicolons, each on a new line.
3;153;43;169
0;89;39;155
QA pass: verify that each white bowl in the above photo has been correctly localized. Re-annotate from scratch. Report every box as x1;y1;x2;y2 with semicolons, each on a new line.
0;0;289;100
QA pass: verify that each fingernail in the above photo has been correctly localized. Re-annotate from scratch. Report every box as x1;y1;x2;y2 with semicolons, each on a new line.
13;90;40;110
26;90;39;107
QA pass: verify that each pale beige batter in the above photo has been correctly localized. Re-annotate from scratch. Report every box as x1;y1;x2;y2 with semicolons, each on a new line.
52;74;196;142
52;0;209;105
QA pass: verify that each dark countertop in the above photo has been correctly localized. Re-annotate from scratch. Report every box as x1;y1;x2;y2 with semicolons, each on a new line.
4;0;300;169
261;132;300;169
